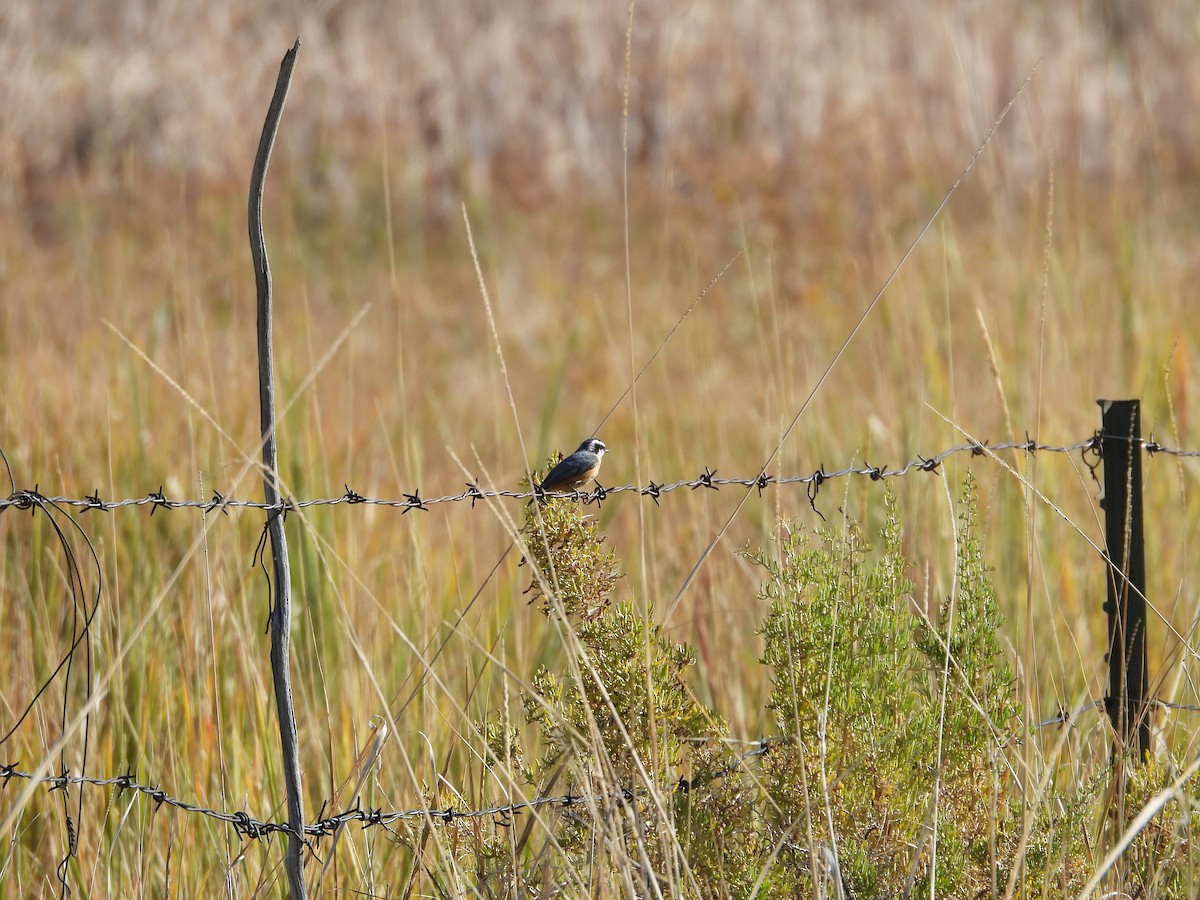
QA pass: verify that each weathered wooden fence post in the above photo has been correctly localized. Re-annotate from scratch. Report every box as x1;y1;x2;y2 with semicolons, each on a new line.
249;39;307;897
1098;399;1149;761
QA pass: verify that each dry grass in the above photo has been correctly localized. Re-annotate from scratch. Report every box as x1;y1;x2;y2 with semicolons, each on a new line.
2;1;1200;895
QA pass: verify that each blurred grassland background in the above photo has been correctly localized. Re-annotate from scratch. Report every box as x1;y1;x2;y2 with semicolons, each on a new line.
2;0;1200;894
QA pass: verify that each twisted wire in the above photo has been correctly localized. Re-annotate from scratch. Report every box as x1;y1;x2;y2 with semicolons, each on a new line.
5;434;1194;517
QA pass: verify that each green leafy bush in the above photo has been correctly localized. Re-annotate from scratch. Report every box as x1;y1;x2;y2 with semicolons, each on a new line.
471;471;1196;897
745;477;1022;895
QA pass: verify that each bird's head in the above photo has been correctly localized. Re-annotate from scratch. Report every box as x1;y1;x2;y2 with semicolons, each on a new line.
578;438;607;457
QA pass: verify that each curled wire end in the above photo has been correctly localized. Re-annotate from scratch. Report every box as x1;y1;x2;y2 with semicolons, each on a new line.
806;469;826;522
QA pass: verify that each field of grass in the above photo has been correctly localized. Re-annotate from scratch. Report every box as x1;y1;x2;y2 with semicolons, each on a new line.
3;1;1200;896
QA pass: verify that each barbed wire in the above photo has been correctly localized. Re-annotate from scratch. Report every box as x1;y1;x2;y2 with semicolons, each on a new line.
9;691;1199;843
1031;696;1200;729
0;738;776;843
2;432;1197;874
2;434;1197;519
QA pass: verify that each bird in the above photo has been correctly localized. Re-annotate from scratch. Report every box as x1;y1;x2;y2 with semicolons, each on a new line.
539;438;608;493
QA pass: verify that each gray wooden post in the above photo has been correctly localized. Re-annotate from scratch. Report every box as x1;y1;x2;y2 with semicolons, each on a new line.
249;39;307;897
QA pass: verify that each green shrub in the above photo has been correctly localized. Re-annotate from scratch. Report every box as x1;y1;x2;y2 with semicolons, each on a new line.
743;477;1020;895
471;471;1196;897
472;463;732;894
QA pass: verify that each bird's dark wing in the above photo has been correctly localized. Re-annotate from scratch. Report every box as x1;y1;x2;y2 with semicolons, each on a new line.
541;453;593;488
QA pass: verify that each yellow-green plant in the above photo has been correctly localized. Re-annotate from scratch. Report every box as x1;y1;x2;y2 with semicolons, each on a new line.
469;474;1198;897
474;463;732;894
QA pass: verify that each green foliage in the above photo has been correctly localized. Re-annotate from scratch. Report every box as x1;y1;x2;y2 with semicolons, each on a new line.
521;471;622;624
744;478;1021;896
474;460;732;891
1109;758;1200;896
1021;755;1200;896
468;472;1198;897
520;460;721;783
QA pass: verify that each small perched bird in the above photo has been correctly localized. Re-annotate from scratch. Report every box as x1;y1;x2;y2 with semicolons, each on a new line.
539;438;608;493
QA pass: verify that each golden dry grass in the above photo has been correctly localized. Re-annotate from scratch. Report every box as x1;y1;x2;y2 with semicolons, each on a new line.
2;1;1200;895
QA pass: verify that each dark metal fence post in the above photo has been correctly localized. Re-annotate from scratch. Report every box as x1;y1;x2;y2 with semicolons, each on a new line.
1098;399;1149;760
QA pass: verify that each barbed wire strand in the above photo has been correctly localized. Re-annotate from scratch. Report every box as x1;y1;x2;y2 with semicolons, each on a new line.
9;691;1198;845
4;435;1198;519
0;737;774;845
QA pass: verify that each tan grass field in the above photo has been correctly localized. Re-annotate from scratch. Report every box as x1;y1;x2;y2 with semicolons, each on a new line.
2;1;1199;895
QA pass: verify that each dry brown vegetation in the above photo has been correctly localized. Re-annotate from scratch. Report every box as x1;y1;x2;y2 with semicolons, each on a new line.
2;1;1200;896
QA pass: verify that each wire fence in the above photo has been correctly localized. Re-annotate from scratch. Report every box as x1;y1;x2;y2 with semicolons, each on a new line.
4;431;1200;887
5;689;1200;846
4;433;1198;520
